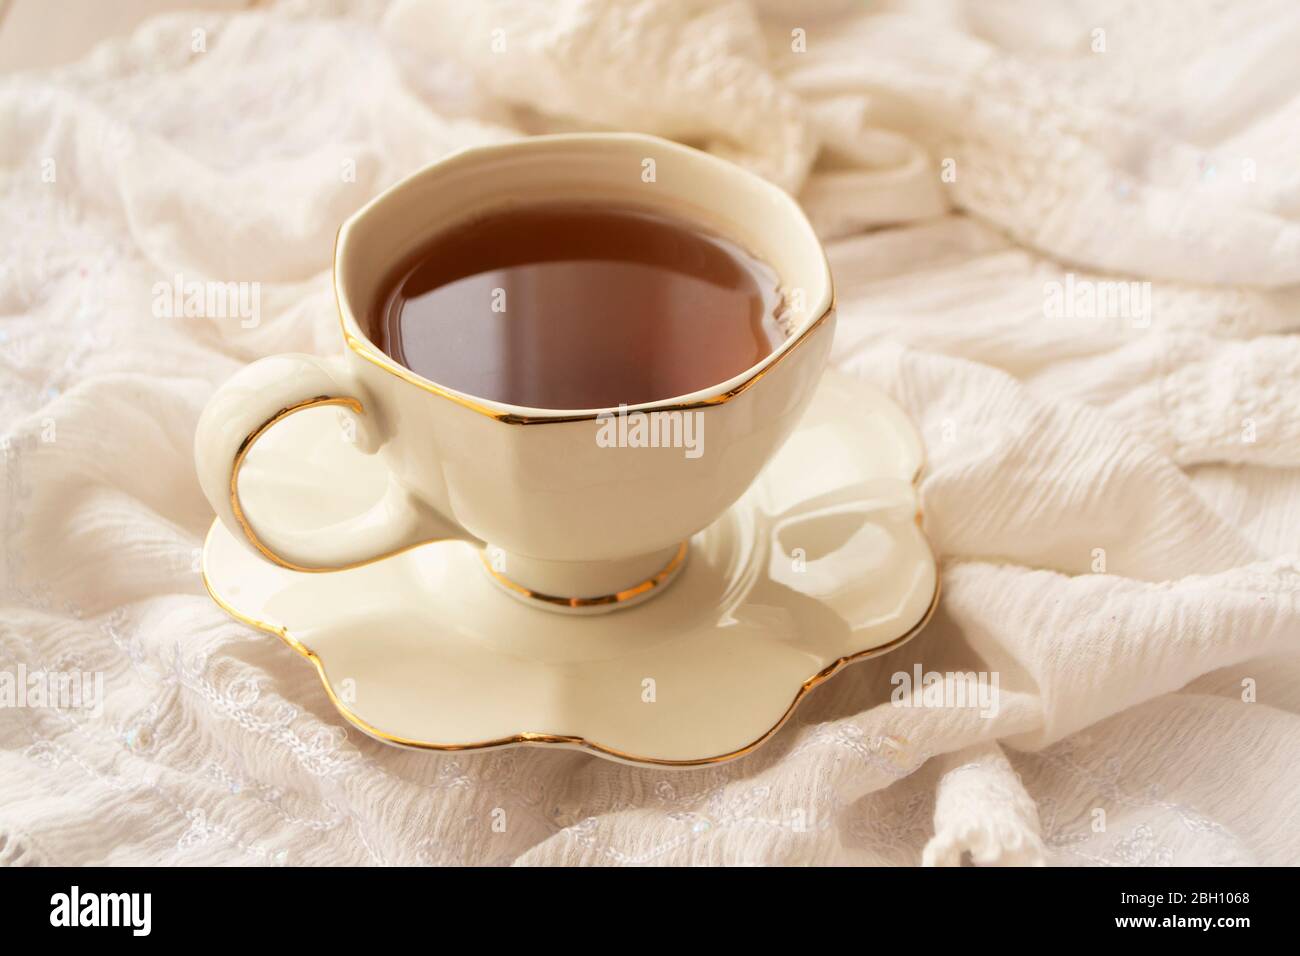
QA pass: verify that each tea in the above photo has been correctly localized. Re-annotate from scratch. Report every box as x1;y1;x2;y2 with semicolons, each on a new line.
370;203;788;409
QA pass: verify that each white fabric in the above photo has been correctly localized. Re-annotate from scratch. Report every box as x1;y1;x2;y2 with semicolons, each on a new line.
2;0;1297;866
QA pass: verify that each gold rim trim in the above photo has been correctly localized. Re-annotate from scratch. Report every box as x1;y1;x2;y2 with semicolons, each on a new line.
343;314;829;425
200;515;940;767
479;541;689;609
334;227;836;426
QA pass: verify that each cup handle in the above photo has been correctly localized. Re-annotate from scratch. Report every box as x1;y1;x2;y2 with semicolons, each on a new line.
194;353;466;571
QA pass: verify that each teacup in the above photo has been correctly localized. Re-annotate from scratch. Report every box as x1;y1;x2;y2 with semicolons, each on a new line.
195;133;835;613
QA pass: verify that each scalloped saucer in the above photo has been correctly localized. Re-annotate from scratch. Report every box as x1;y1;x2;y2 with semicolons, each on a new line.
201;369;938;766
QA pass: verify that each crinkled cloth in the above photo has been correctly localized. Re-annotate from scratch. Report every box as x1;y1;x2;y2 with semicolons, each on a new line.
1;0;1297;865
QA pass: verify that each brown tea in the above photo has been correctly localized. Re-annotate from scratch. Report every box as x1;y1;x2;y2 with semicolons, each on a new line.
370;202;788;409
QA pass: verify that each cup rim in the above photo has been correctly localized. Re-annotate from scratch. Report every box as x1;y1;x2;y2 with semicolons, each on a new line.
334;132;834;426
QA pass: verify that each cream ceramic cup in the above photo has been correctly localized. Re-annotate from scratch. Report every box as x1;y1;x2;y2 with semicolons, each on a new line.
195;133;835;613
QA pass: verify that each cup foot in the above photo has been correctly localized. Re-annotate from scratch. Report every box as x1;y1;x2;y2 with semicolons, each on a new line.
479;542;689;615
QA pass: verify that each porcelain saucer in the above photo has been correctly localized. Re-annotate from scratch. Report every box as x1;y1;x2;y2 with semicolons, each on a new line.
201;369;938;766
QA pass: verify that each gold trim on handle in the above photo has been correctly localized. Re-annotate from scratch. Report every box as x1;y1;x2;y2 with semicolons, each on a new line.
229;395;442;573
479;541;689;609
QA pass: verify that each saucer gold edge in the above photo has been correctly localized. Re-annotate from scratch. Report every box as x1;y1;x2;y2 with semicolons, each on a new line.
199;516;941;768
